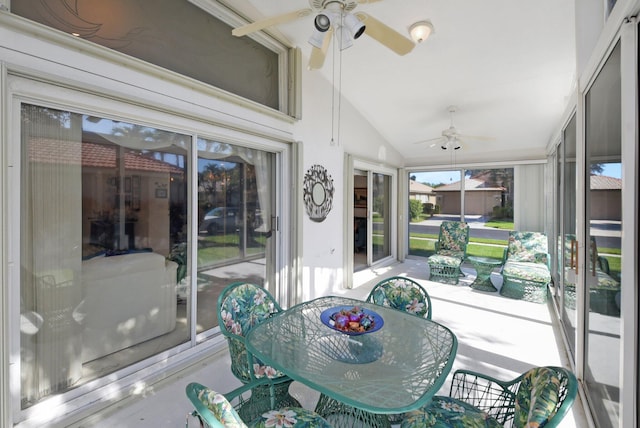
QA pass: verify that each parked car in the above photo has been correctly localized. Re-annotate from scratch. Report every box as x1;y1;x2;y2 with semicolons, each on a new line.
199;207;239;234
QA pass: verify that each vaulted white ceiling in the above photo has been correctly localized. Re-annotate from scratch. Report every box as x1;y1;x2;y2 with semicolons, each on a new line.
224;0;576;168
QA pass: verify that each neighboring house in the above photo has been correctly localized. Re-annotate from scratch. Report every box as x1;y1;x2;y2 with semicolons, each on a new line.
590;175;622;221
433;178;505;216
408;180;436;205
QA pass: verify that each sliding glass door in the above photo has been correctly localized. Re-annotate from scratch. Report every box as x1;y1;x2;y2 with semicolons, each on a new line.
583;40;622;428
371;172;391;263
558;114;578;357
352;160;396;270
11;78;284;416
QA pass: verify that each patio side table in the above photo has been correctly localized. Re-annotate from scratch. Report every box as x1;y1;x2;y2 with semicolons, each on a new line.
468;256;503;292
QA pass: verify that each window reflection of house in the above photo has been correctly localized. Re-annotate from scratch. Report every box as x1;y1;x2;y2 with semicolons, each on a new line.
21;107;189;408
590;175;622;221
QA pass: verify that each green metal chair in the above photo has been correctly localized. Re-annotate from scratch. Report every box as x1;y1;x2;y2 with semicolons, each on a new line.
427;221;470;285
365;276;432;425
366;276;432;319
217;282;300;413
186;378;332;428
401;366;577;428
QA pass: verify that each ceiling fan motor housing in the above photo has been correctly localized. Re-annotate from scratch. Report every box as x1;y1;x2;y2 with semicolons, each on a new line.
311;0;358;13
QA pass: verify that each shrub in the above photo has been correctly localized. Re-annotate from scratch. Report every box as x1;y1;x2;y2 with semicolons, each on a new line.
491;205;513;220
409;199;423;221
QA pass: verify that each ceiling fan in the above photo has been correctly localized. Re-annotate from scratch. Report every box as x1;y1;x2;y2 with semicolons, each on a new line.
231;0;415;69
414;106;494;151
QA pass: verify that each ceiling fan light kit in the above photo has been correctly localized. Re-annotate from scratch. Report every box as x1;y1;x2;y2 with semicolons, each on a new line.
231;0;416;69
409;20;433;43
343;12;366;39
309;10;365;50
314;13;332;31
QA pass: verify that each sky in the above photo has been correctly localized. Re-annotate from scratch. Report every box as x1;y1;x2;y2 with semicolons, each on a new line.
410;163;622;186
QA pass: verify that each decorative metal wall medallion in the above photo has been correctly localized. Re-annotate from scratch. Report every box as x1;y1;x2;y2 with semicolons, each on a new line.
303;164;334;222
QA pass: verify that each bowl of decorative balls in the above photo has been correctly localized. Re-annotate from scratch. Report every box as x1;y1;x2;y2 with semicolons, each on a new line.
320;305;383;335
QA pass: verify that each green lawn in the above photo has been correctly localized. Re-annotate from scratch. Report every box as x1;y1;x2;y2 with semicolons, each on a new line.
409;237;506;259
197;233;266;265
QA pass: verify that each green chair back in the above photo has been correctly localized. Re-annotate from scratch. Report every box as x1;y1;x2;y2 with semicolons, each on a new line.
513;366;577;428
186;382;245;428
217;282;284;383
506;230;548;265
366;276;432;319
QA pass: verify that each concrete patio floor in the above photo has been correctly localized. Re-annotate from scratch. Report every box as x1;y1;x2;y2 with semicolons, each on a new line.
75;258;588;427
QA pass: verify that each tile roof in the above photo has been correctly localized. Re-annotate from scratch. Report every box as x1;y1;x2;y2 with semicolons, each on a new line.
409;180;435;194
28;137;185;174
590;175;621;190
435;178;504;191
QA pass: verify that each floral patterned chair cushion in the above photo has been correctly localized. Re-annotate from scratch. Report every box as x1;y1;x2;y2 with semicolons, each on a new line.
502;261;551;284
187;383;332;428
434;221;470;259
427;221;470;285
217;283;286;381
400;396;502;428
505;231;548;263
367;276;432;319
428;254;465;267
513;367;561;427
501;231;551;303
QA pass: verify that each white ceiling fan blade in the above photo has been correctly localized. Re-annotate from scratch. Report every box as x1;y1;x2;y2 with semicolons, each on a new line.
354;12;415;56
232;8;312;37
457;134;495;141
413;136;444;145
308;28;333;70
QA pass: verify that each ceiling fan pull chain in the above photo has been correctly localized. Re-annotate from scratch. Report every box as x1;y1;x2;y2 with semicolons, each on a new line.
330;22;337;146
336;14;344;146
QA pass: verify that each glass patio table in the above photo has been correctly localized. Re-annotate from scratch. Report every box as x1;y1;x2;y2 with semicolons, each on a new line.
244;296;457;427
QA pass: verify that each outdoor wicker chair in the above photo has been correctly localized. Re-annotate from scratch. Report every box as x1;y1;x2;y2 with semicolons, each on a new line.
401;366;577;428
426;220;470;285
500;230;552;303
366;276;432;319
186;378;332;428
217;282;300;411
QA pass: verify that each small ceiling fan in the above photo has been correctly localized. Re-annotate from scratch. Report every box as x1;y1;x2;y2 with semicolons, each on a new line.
231;0;415;69
413;106;494;151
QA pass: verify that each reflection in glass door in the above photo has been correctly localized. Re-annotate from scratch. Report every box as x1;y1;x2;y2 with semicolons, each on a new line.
584;41;622;428
560;114;577;357
352;162;395;270
353;171;368;271
372;173;391;262
196;139;275;335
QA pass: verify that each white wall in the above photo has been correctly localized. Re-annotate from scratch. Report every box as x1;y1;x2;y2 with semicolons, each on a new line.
514;163;545;232
293;57;404;300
